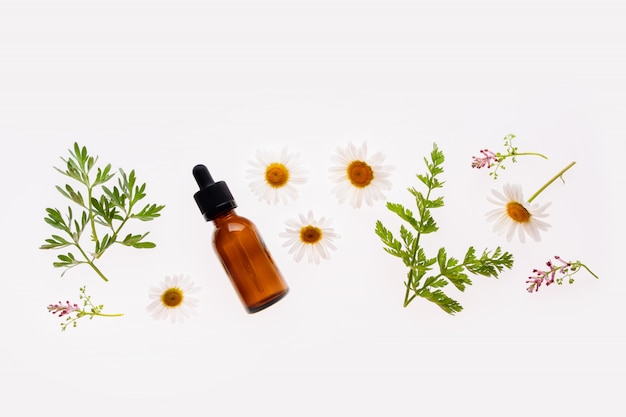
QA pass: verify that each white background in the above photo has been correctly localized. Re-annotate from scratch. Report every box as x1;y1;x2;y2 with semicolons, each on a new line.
1;1;624;416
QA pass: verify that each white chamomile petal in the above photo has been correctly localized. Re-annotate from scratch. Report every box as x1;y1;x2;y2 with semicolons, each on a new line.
146;274;201;324
280;210;340;264
246;147;308;205
485;184;552;243
328;142;394;209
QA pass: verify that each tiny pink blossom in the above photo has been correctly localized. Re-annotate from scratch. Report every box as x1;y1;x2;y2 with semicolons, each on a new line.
526;255;576;293
471;149;498;169
47;301;80;317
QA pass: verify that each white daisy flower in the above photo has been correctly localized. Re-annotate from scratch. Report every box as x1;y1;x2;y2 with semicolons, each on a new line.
485;183;551;243
279;211;339;264
247;147;308;205
146;275;201;323
329;142;393;208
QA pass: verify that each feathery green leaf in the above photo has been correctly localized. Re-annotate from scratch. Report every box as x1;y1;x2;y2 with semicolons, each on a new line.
375;143;514;315
41;142;165;281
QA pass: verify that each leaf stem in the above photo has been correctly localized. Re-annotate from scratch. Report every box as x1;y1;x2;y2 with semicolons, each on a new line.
502;151;549;160
111;211;132;242
579;262;599;279
75;244;109;282
404;184;434;307
404;292;417;307
87;185;99;242
527;161;576;203
92;312;124;317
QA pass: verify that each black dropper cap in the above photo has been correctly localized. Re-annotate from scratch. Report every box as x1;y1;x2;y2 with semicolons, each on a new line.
193;164;237;221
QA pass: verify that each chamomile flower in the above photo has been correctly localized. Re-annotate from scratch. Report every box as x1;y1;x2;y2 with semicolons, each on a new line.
247;147;308;205
329;142;393;208
280;211;339;264
146;275;201;323
485;183;551;243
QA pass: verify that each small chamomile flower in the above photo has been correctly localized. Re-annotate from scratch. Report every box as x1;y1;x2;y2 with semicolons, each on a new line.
329;142;393;208
485;183;551;243
146;275;201;323
247;147;308;205
279;211;339;264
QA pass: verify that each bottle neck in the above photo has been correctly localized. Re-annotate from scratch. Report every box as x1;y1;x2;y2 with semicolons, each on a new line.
212;209;237;226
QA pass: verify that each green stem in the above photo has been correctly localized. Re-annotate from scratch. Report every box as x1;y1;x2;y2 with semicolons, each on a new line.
579;263;599;279
404;292;417;307
93;312;124;317
87;185;99;243
109;193;136;244
527;161;576;203
404;186;434;307
404;244;421;307
75;244;109;282
111;215;131;242
502;152;549;160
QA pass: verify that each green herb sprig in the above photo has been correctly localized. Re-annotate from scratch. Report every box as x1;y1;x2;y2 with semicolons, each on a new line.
47;286;123;331
375;143;514;314
40;142;165;282
471;134;548;179
526;255;599;293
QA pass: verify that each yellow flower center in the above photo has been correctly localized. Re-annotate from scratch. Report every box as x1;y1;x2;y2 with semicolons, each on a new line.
265;163;289;188
506;202;531;223
300;225;322;244
161;288;184;308
347;160;374;188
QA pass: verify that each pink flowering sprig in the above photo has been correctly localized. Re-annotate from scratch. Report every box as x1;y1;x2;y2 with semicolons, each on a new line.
47;286;123;331
472;134;548;179
526;256;599;293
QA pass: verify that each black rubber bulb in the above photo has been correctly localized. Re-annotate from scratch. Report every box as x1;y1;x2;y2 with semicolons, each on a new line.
193;164;214;189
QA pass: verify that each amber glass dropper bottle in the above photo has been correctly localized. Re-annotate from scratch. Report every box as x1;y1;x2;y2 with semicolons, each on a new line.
192;164;289;313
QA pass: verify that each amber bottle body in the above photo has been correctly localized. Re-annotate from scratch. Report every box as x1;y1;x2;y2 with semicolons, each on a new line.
212;210;289;313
